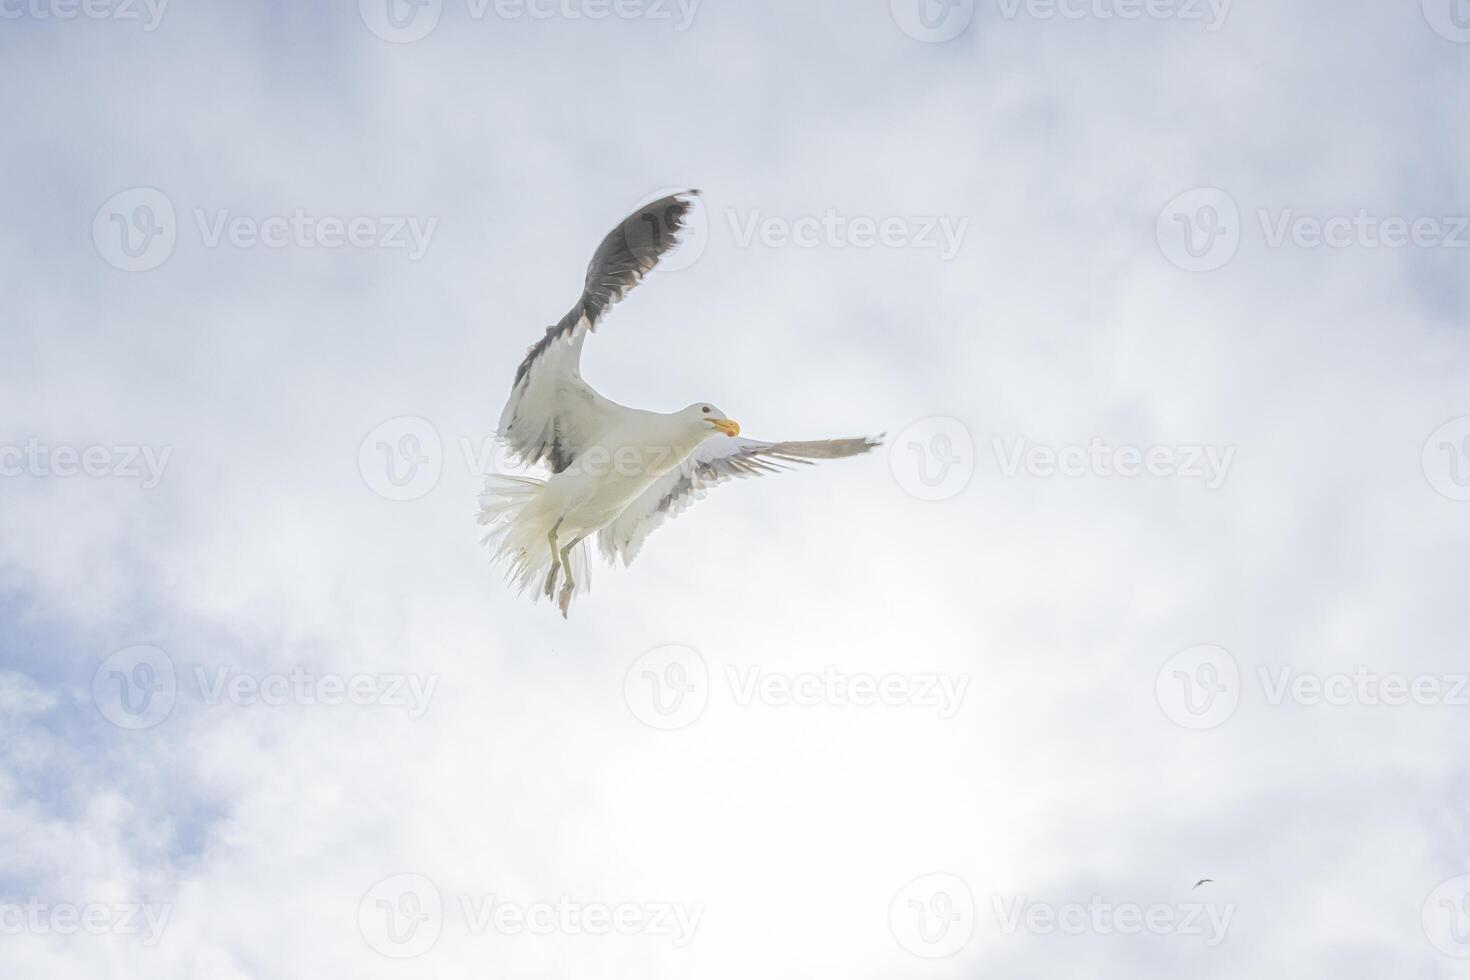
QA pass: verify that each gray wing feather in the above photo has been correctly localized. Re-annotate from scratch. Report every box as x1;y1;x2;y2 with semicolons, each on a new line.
598;435;883;565
511;191;700;389
499;191;700;472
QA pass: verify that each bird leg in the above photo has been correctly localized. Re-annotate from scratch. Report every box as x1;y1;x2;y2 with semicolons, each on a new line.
543;518;564;599
557;534;587;618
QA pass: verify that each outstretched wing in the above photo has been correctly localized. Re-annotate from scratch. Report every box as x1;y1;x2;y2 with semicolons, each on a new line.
498;191;701;473
597;435;882;565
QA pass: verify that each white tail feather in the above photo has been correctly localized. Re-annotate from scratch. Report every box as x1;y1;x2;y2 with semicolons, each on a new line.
478;474;591;605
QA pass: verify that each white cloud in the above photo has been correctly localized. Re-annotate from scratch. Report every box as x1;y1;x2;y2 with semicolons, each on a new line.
3;1;1470;976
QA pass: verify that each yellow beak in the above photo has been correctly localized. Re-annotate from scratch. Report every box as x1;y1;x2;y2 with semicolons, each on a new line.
710;418;740;437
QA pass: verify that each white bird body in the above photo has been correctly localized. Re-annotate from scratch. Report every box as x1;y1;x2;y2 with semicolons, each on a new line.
481;191;880;616
524;408;712;539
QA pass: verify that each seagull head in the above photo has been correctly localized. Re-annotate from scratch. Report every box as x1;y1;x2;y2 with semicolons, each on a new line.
684;403;740;439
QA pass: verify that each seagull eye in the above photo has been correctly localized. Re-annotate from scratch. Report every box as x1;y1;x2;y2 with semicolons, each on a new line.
702;407;710;413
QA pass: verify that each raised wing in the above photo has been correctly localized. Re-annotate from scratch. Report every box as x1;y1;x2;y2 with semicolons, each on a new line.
597;435;882;565
498;191;701;473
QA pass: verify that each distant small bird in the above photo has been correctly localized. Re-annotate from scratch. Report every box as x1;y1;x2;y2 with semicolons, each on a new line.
1193;878;1214;889
481;191;881;616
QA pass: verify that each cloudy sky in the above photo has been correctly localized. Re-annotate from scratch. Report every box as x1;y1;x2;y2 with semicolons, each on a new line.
3;0;1470;976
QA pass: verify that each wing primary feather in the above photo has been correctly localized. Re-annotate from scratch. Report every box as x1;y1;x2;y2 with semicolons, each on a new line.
596;433;883;565
511;191;699;389
500;192;699;473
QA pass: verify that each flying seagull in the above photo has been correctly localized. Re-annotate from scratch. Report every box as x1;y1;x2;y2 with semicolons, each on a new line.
1192;879;1214;889
480;190;881;617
